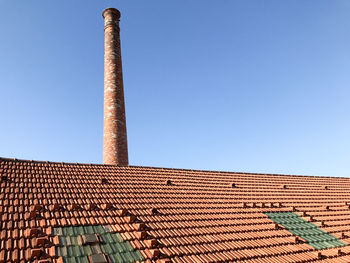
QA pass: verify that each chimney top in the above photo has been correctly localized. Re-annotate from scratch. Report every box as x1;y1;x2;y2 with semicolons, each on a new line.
102;8;121;19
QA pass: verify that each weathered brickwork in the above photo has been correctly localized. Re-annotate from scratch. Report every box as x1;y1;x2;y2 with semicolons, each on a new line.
102;8;129;166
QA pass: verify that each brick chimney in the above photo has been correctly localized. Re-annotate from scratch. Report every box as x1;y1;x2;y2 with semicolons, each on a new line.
102;8;129;166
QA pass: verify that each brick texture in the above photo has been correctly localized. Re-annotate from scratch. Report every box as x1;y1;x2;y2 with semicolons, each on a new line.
102;8;128;166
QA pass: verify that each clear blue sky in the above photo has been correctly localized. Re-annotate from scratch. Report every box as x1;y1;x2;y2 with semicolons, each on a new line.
1;1;350;177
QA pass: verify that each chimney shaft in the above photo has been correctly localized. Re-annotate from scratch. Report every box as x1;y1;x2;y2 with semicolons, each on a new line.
102;8;129;166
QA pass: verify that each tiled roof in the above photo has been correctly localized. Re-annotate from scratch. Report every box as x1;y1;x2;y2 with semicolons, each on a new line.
2;157;350;262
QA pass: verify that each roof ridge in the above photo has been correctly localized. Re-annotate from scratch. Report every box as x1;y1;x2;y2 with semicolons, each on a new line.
0;156;342;179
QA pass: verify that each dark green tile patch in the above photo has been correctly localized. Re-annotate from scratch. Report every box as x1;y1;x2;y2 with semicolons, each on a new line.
53;225;144;263
265;212;347;250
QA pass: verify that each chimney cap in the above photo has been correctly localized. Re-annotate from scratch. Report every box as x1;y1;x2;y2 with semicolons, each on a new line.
102;7;121;19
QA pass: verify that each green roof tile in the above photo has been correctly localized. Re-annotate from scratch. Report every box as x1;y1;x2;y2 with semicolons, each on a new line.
101;243;113;254
120;252;129;263
82;245;92;256
63;257;77;263
131;250;144;262
112;233;124;243
123;251;135;263
53;225;144;263
124;242;134;252
265;212;347;250
64;226;75;236
75;226;84;235
114;243;124;254
94;225;106;234
77;257;89;263
58;246;68;257
89;254;108;263
54;227;63;236
110;253;124;263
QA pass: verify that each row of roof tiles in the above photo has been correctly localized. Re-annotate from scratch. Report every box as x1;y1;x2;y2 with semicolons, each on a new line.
2;157;350;262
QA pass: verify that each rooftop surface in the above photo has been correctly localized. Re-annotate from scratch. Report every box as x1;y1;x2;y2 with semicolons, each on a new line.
1;157;350;262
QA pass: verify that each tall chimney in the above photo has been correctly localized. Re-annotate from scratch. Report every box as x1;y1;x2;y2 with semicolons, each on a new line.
102;8;129;166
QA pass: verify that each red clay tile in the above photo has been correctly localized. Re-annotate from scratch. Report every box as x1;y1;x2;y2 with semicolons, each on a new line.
0;250;6;263
145;248;160;259
145;239;157;248
30;248;42;259
3;158;350;262
101;203;112;210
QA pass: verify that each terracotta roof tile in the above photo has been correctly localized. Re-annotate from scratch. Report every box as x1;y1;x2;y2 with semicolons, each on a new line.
2;157;350;262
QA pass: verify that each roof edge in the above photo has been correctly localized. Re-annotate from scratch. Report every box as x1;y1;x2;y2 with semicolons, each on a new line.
0;156;343;179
